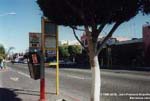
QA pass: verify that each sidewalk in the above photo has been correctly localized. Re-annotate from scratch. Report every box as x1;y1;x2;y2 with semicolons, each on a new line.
0;68;78;101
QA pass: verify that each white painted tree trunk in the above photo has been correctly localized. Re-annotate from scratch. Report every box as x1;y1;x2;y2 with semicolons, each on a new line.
91;55;101;101
84;26;101;101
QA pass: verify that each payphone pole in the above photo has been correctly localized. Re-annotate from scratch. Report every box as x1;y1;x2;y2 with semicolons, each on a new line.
40;17;46;101
40;52;45;101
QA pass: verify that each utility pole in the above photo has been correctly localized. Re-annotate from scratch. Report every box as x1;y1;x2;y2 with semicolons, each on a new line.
40;17;46;101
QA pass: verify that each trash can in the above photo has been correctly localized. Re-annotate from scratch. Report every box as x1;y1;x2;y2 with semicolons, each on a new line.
27;52;41;80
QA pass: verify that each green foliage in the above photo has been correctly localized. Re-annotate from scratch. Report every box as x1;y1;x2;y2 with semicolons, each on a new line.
37;0;150;59
68;45;81;56
140;0;150;14
0;45;5;59
0;46;5;54
59;45;82;60
59;45;70;59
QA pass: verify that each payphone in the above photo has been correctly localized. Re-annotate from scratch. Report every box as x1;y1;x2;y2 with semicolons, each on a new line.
27;51;41;80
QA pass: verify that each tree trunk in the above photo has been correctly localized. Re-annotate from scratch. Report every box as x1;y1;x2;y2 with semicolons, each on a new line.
90;55;101;101
85;29;101;101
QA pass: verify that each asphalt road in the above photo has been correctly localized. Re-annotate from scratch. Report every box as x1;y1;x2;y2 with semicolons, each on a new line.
6;63;150;101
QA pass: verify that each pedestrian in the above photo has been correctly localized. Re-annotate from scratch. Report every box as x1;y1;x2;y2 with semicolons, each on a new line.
3;58;6;69
0;58;3;69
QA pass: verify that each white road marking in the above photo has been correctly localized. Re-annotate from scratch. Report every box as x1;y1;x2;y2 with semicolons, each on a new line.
56;99;66;101
17;71;30;78
10;77;19;81
66;74;89;80
6;66;30;78
0;75;2;87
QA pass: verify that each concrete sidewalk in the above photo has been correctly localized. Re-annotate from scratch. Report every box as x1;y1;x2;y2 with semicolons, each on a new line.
0;68;79;101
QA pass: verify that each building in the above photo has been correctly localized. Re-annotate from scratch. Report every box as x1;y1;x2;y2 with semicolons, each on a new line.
59;40;80;46
79;24;150;67
143;24;150;66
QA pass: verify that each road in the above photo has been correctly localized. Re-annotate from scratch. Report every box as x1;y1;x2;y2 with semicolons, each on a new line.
5;63;150;101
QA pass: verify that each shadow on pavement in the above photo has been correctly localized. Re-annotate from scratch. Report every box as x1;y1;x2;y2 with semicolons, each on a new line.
12;88;56;95
6;88;56;96
59;64;90;69
0;88;57;101
0;88;22;101
59;64;150;72
102;65;150;72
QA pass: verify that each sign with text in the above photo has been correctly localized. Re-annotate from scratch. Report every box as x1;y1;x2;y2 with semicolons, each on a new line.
29;32;41;49
45;22;57;36
41;17;59;95
43;19;57;48
46;50;56;55
45;36;56;48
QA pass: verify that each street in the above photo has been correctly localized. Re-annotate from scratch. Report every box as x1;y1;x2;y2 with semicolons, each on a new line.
2;63;150;101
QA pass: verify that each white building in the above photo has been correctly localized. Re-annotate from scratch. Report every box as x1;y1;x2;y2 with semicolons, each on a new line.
59;40;80;46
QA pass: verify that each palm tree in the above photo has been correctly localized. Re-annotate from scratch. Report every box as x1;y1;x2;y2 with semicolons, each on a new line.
0;45;14;59
5;47;15;58
0;44;5;59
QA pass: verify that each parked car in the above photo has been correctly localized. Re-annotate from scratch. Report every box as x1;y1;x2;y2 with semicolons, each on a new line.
11;57;26;64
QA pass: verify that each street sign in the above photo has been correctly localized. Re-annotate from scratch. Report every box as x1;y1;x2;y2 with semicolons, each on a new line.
46;50;56;55
41;17;59;97
45;36;56;48
45;22;57;36
29;32;41;49
44;21;57;48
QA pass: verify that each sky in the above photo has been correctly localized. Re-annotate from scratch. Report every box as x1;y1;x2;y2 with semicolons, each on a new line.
0;0;150;53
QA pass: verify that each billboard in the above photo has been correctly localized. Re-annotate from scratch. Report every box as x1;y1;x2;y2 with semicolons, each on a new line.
29;32;41;50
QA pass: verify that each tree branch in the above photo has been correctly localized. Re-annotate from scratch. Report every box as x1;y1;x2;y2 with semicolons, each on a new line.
96;15;112;37
96;22;122;55
71;26;85;31
94;23;106;51
71;27;88;52
91;25;98;53
91;23;106;53
97;23;106;34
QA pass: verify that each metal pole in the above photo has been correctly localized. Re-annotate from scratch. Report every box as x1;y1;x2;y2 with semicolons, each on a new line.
56;63;59;95
40;51;45;101
56;26;59;95
40;17;45;101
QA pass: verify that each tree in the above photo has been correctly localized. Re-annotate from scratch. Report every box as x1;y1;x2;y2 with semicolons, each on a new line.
68;45;81;62
37;0;150;101
141;0;150;14
0;44;5;59
0;45;14;60
59;45;70;60
5;47;15;59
